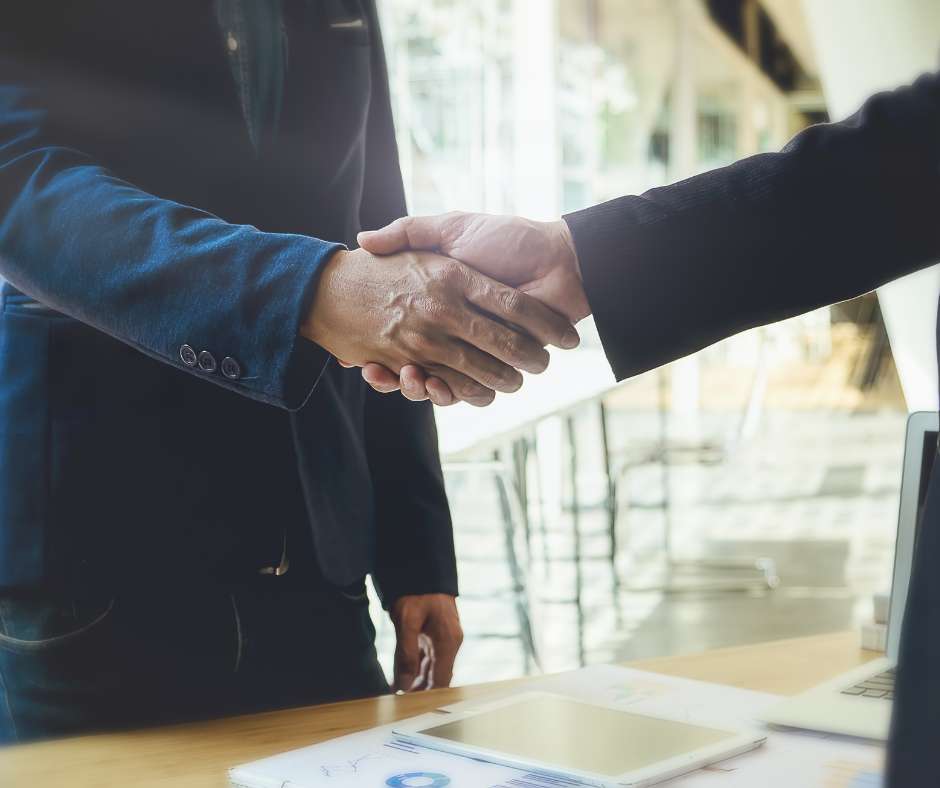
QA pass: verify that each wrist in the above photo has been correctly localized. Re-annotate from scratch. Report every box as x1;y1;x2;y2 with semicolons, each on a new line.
552;218;581;281
300;246;347;345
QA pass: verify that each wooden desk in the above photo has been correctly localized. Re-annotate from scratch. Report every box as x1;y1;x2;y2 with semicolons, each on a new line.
0;631;878;788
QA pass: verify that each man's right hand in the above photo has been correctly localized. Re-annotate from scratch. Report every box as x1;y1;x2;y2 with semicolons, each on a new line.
301;247;579;406
355;212;590;405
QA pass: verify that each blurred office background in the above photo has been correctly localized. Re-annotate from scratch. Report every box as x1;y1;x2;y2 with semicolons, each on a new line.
369;0;940;684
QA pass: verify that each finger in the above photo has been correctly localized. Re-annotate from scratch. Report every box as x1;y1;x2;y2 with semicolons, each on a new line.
426;623;460;689
400;365;430;402
336;359;356;368
425;367;494;407
425;376;456;407
456;311;551;375
466;274;580;351
393;620;423;693
398;364;458;407
358;215;447;256
362;363;401;394
428;339;523;395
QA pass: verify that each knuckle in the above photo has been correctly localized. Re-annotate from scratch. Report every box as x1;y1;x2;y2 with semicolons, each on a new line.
465;316;486;341
455;378;485;401
481;367;505;390
475;389;497;406
416;294;445;323
451;621;465;643
500;288;523;315
437;258;462;283
409;332;435;357
450;346;469;372
498;331;522;359
485;359;521;390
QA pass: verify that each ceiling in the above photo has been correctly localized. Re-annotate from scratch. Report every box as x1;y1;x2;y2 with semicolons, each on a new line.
760;0;818;77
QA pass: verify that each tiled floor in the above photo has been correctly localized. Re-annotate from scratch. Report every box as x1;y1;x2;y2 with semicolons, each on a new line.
370;408;908;687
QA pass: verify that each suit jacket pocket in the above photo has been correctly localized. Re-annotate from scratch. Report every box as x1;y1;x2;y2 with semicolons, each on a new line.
316;0;371;45
0;594;116;654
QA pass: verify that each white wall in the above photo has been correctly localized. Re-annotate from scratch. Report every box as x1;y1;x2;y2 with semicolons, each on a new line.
802;0;940;410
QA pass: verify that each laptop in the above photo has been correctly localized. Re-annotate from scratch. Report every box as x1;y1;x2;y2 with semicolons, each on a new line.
760;411;938;741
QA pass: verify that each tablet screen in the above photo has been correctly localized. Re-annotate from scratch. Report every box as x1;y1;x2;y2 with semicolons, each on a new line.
418;695;737;777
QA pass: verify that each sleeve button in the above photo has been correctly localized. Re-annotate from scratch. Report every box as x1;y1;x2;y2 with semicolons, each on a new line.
197;350;217;373
179;344;198;367
221;356;242;380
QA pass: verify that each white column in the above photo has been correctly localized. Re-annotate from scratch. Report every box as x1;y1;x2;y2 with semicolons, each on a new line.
802;0;940;410
482;10;505;213
512;0;560;219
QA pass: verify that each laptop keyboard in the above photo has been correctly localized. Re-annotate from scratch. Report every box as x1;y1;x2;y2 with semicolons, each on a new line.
841;668;895;700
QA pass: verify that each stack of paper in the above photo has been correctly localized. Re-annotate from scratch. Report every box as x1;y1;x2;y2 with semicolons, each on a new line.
230;665;884;788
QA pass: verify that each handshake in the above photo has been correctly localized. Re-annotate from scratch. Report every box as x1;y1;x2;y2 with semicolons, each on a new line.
302;212;592;407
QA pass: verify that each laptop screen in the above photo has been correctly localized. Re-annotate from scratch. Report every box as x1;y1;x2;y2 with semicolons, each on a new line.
915;431;937;547
887;416;939;661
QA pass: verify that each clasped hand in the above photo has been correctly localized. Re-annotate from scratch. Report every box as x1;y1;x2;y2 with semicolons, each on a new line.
302;242;580;406
349;212;590;405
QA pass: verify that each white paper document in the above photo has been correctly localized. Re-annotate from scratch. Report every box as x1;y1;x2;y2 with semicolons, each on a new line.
229;665;885;788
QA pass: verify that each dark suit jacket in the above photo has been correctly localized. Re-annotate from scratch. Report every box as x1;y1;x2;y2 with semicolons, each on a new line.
0;0;457;605
565;69;940;787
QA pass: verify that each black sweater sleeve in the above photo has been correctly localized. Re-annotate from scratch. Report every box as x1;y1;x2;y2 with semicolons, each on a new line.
565;70;940;380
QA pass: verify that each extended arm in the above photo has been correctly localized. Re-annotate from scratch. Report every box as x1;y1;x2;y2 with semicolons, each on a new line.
360;69;940;398
566;69;940;379
0;47;338;410
0;26;574;410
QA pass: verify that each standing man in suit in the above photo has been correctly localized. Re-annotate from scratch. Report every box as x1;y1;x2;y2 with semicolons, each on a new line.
357;69;940;785
0;0;576;742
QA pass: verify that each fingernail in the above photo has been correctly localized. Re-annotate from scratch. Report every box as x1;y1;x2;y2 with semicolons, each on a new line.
561;327;580;349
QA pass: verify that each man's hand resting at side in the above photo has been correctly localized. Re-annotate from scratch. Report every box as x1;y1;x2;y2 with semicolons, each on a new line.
302;245;580;406
355;213;589;405
391;594;463;691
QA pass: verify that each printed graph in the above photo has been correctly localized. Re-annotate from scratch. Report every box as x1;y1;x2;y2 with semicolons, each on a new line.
823;758;883;788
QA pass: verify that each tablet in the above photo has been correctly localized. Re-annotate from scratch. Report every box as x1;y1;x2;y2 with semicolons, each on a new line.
393;692;766;787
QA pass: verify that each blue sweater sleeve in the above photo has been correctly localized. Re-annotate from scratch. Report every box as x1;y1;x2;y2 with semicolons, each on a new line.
0;65;342;411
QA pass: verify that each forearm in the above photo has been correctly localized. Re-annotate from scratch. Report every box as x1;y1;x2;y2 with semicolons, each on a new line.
567;69;940;380
0;75;341;409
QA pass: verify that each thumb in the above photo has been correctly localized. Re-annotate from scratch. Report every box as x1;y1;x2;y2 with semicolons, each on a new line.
358;215;446;255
